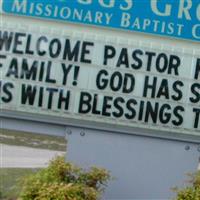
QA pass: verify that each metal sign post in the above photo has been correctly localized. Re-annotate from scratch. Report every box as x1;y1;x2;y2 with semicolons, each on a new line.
67;127;200;199
1;116;199;199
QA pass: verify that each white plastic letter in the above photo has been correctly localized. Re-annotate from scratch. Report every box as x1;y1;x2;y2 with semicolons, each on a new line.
151;0;171;16
197;4;200;21
178;0;192;20
192;24;200;39
78;0;92;5
12;0;27;13
99;0;115;8
120;0;133;11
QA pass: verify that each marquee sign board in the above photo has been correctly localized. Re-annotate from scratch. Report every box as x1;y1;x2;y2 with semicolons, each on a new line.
1;0;200;42
0;22;200;139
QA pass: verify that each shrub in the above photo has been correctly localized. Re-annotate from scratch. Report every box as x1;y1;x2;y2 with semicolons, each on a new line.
174;171;200;200
18;156;110;200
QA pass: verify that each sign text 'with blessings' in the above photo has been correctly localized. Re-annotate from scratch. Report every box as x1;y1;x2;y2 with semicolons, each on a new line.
0;27;200;137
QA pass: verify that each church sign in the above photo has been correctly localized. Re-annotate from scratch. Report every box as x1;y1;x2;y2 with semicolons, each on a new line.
2;0;200;42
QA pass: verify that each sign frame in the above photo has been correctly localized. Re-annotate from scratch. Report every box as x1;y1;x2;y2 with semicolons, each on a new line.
0;14;200;142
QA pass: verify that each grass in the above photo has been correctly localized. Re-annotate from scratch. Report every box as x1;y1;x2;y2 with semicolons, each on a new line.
0;168;39;200
0;129;66;151
0;129;67;199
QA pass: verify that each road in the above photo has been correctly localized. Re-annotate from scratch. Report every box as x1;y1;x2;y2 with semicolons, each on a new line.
0;143;65;168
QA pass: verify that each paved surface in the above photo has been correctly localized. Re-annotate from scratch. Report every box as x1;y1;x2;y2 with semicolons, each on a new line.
0;143;65;168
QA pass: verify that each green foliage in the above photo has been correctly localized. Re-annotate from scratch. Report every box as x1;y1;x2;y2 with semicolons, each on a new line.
18;156;110;200
0;168;37;199
174;171;200;200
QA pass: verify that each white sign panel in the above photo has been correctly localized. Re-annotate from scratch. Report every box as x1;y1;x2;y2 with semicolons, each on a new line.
0;23;200;138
